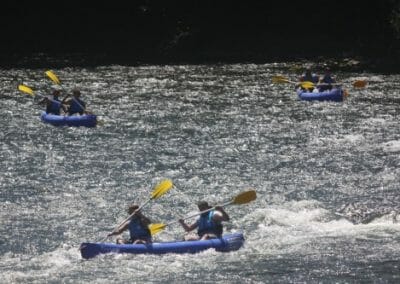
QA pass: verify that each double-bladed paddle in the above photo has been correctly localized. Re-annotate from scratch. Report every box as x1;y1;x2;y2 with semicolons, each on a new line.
272;75;315;89
272;75;367;89
149;189;256;235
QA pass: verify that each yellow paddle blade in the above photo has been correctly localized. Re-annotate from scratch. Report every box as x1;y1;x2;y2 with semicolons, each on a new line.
272;76;314;89
149;223;166;235
353;80;367;88
300;81;315;89
343;89;349;97
272;75;290;84
151;179;173;199
232;190;257;205
18;85;35;96
45;70;61;85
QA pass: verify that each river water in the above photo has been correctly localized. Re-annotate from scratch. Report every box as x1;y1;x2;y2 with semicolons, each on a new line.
1;63;400;283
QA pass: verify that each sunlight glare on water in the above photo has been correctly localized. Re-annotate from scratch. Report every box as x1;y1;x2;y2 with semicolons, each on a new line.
1;63;400;283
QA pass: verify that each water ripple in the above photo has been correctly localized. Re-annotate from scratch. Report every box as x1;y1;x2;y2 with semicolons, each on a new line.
1;63;400;282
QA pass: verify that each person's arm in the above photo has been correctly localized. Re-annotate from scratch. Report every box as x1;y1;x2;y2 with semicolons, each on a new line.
179;219;198;232
213;206;230;222
61;96;71;105
61;103;68;113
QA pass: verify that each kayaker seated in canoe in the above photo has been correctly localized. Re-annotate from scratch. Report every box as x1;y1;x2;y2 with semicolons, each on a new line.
62;89;88;115
178;201;230;241
318;68;336;92
107;204;153;244
39;89;67;115
297;67;319;92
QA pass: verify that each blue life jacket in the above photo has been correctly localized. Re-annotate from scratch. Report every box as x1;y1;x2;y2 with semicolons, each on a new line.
321;75;335;84
128;217;151;242
68;98;85;115
319;75;336;91
197;211;223;237
46;98;62;115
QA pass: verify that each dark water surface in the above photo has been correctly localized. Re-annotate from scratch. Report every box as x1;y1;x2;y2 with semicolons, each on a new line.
1;63;400;283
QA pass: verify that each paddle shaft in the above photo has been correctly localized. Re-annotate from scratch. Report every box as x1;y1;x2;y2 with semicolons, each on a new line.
150;190;256;235
165;200;233;228
274;75;366;89
29;91;65;106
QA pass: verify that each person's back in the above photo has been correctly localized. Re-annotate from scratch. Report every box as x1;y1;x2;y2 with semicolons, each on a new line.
319;69;336;91
63;89;86;115
44;90;64;115
179;201;230;241
128;215;152;243
68;97;85;115
197;210;223;238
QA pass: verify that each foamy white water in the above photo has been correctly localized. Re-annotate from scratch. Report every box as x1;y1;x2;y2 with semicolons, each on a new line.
1;63;400;283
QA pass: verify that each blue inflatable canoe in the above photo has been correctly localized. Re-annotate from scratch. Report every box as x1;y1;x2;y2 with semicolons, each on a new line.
297;88;346;102
40;111;97;127
80;233;245;259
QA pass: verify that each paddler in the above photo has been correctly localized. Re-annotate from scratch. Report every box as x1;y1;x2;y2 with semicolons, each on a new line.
178;201;230;241
108;203;152;244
